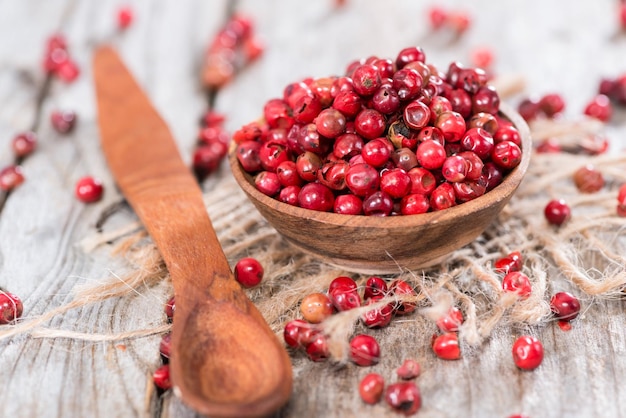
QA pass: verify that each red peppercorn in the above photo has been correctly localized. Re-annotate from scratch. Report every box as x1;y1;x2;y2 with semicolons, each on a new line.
159;333;171;360
539;93;565;117
300;293;334;324
385;381;421;415
12;131;37;158
573;164;604;193
328;276;357;293
436;307;464;333
363;276;388;300
583;94;612;122
494;251;523;274
116;6;134;29
502;271;532;299
255;171;281;197
345;163;380;197
432;333;461;360
0;291;24;324
354;109;386;140
164;296;175;322
305;334;330;362
427;6;448;30
544;199;571;226
75;176;104;203
512;335;543;370
550;291;581;322
234;257;264;288
352;64;382;97
57;59;80;83
362;297;394;328
329;286;361;312
435;111;466;142
51;110;77;134
0;165;25;192
334;194;363;215
359;373;385;405
390;279;417;315
153;364;171;390
283;319;317;349
396;358;421;380
298;182;335;212
349;334;381;366
416;139;446;170
430;182;457;211
491;140;522;170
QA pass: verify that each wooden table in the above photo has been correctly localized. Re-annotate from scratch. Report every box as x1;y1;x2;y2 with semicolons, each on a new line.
1;1;625;417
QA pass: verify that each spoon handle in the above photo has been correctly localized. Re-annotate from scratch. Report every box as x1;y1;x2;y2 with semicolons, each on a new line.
94;45;292;417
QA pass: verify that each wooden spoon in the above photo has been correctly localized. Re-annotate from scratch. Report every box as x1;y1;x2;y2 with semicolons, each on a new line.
93;46;292;417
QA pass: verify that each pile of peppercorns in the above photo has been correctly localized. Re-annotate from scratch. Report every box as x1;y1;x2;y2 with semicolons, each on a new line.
234;46;524;216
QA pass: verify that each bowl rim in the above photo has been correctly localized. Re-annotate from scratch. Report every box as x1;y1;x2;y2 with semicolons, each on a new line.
228;102;531;229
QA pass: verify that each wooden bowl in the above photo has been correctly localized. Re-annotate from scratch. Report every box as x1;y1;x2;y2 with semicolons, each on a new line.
228;103;531;274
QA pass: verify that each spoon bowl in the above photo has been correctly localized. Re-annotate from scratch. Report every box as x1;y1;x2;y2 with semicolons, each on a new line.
229;103;531;274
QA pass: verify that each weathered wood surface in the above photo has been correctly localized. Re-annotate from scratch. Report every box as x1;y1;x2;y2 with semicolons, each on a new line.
0;1;625;418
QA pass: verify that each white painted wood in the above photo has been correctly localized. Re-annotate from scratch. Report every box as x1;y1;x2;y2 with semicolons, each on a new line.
0;0;625;417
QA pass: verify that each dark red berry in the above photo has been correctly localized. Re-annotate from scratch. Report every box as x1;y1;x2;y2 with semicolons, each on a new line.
393;68;423;101
51;110;77;133
305;334;330;362
359;373;385;405
254;171;281;196
544;199;571;226
0;292;23;324
315;108;346;138
435;111;466;142
349;334;381;366
395;46;426;69
12;131;37;158
436;307;464;333
380;168;411;198
491;140;522;170
432;333;461;360
494;251;523;274
283;319;317;348
334;194;363;215
390;279;417;315
298;182;335;212
385;381;421;415
583;95;612;122
362;296;394;328
512;335;543;370
0;165;25;192
430;182;456;211
472;85;500;115
396;359;421;380
234;257;264;288
75;176;104;203
502;271;532;299
362;138;391;167
159;333;171;360
164;296;175;321
345;163;380;196
153;364;171;390
333;90;363;118
401;193;430;215
539;93;565;117
550;291;581;322
363;191;394;216
352;64;382;96
354;109;386;140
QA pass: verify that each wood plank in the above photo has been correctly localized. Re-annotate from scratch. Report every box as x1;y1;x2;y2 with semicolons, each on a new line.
1;0;625;417
0;1;228;417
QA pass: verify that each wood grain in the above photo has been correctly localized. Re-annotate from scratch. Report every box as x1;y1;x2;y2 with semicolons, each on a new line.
0;1;625;418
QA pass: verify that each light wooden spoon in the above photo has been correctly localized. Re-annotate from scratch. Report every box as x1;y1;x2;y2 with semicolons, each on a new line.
93;45;292;418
